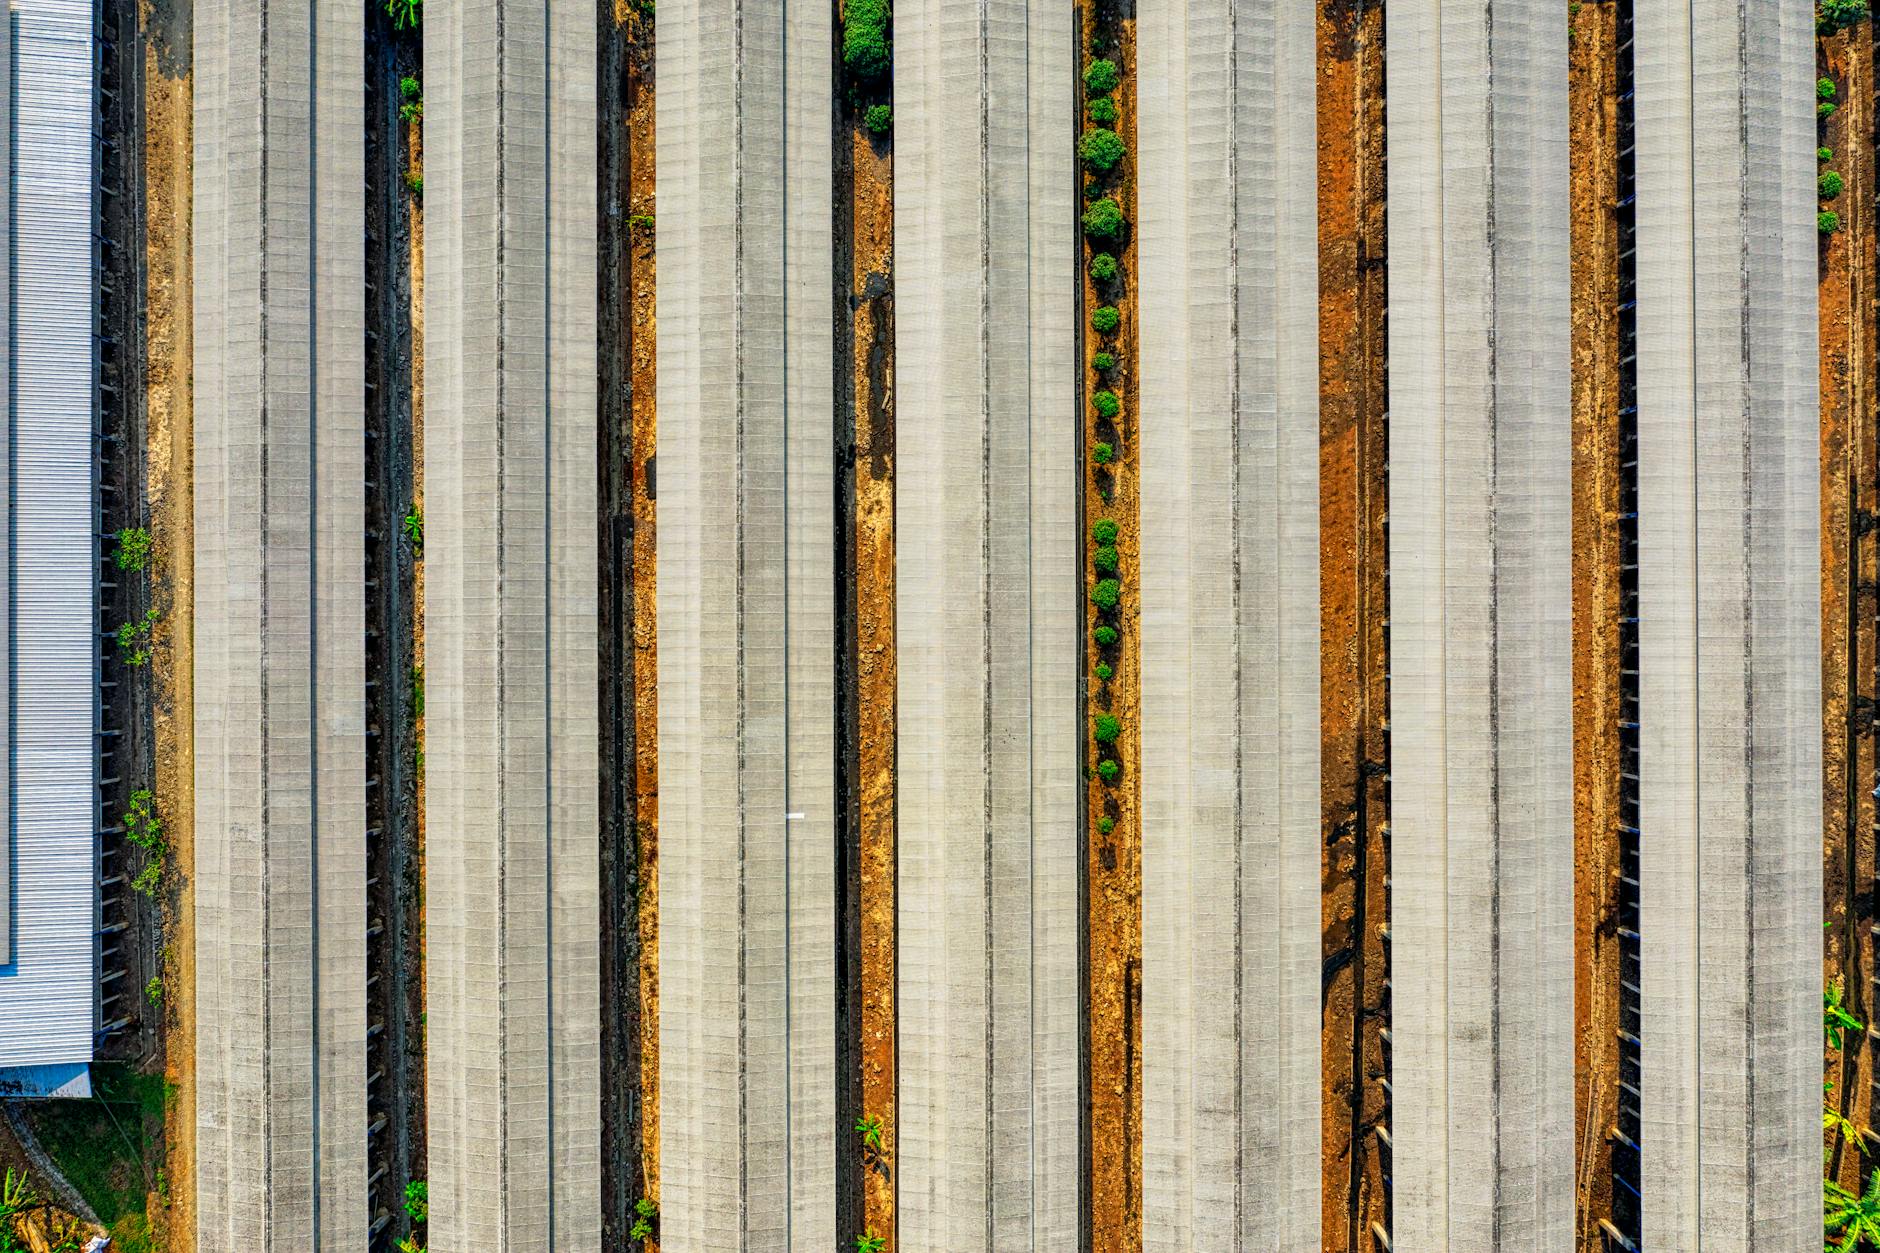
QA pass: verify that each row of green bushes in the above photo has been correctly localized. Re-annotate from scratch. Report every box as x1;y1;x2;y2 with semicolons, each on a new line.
1085;52;1127;793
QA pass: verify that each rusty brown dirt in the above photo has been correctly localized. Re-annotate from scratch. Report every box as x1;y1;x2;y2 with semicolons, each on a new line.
141;0;195;1241
1316;0;1390;1247
1080;4;1141;1249
1568;3;1625;1244
847;88;899;1253
1820;25;1878;1195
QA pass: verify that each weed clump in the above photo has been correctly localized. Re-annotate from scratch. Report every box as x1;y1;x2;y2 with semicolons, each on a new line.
1822;209;1843;233
1822;170;1846;199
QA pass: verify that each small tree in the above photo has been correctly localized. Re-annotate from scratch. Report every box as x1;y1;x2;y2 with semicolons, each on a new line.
1088;98;1117;125
1083;198;1126;241
1090;253;1119;283
1092;306;1121;334
1822;170;1846;199
1083;59;1121;95
865;104;893;135
843;0;892;81
1094;713;1121;744
1090;578;1120;610
1094;625;1118;647
1078;128;1127;172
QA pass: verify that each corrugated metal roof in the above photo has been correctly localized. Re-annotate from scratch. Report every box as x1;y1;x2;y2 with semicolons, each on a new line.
0;0;98;1068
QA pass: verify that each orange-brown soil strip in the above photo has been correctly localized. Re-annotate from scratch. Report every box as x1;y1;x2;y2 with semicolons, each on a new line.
1081;4;1142;1248
141;0;195;1241
1316;0;1389;1247
1568;2;1625;1242
845;79;900;1252
1820;23;1878;1195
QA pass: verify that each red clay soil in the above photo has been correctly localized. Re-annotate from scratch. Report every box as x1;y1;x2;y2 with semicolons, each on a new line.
1819;25;1878;1195
847;96;900;1251
1568;3;1626;1242
1317;1;1390;1248
1079;4;1142;1249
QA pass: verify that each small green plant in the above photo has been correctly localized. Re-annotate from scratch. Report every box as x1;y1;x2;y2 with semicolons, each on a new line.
865;103;893;136
132;854;164;897
115;526;153;572
115;606;162;666
1094;625;1118;647
1821;76;1839;100
1093;713;1121;744
856;1234;886;1253
126;789;162;848
399;76;423;123
1822;170;1846;199
1827;980;1864;1049
1827;1171;1880;1252
630;213;657;235
843;0;891;81
1083;58;1121;95
1092;390;1121;419
387;0;421;30
1090;578;1120;610
406;170;424;196
1094;661;1112;681
1094;544;1118;575
396;1239;426;1253
1090;253;1118;283
1083;197;1126;241
1078;128;1127;172
1823;209;1844;234
1092;306;1121;335
1093;351;1117;371
1097;758;1120;783
145;976;163;1005
405;1180;429;1224
403;509;424;547
1822;146;1836;161
1088;97;1117;125
1822;101;1839;121
1093;441;1115;465
1097;815;1115;834
1821;0;1872;32
1092;519;1119;545
630;1196;658;1242
856;1114;884;1152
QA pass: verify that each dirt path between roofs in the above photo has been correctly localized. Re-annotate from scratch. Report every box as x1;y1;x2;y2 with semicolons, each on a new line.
140;0;195;1242
1317;0;1390;1247
1568;3;1626;1242
1819;22;1879;1197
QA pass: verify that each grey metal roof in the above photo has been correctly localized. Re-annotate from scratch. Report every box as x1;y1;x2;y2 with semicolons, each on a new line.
0;0;98;1073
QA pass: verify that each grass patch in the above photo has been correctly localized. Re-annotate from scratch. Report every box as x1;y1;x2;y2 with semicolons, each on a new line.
28;1064;163;1239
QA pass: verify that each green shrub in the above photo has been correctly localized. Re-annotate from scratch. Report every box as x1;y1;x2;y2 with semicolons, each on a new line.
1094;544;1118;575
399;77;423;123
1083;59;1121;95
405;1181;429;1224
1097;759;1121;783
1092;389;1120;418
387;0;421;30
1092;306;1121;334
1820;0;1871;32
1094;624;1118;647
1821;146;1835;161
1090;253;1118;283
1079;128;1127;172
1088;98;1117;125
1094;661;1113;681
1094;713;1121;744
1090;578;1120;610
116;526;153;572
843;0;892;81
1821;76;1839;99
1093;441;1115;465
865;104;893;135
1082;180;1104;201
1092;518;1119;545
1093;351;1117;371
1097;815;1115;834
1822;101;1839;121
1822;170;1846;198
1083;197;1127;241
1822;209;1843;233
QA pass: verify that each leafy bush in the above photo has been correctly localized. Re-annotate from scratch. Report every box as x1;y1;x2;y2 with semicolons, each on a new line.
844;0;892;81
1088;98;1117;125
1092;306;1121;334
405;1181;429;1224
1082;197;1126;241
865;103;893;135
1093;713;1121;744
1820;0;1871;32
145;976;163;1005
1079;128;1127;172
1093;441;1115;465
1094;661;1112;681
1094;624;1118;646
1822;209;1843;233
1822;101;1839;121
1097;759;1120;783
1821;146;1835;161
1092;390;1120;418
116;526;153;572
1822;170;1846;198
1094;544;1119;575
1090;578;1120;610
1820;76;1839;99
1084;59;1121;95
1092;518;1119;545
399;76;423;123
1097;815;1115;834
1090;253;1118;283
1094;351;1117;371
